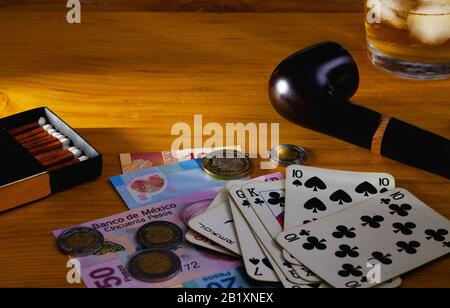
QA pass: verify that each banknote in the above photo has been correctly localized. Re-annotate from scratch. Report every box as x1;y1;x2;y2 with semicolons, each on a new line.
110;159;226;209
120;146;241;174
183;267;281;288
53;190;251;288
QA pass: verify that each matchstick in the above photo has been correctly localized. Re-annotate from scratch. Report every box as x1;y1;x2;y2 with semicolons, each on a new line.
47;156;89;172
7;117;46;136
29;138;70;156
21;132;62;148
14;124;53;142
19;129;58;145
40;147;82;167
35;146;70;160
24;134;66;150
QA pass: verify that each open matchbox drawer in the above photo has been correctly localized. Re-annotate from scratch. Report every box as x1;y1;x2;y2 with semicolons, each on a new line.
0;107;102;212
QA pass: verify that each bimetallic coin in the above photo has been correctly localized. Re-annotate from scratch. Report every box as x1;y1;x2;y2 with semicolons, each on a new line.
57;227;105;257
136;221;183;250
270;144;308;166
127;249;181;283
201;149;253;180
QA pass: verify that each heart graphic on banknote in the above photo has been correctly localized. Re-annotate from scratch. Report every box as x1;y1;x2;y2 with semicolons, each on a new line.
127;173;167;202
130;175;165;193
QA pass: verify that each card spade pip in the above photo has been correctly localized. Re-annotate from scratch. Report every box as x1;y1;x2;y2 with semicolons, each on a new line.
277;188;449;288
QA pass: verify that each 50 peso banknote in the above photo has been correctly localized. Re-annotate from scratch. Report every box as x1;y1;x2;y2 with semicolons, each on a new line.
53;189;274;288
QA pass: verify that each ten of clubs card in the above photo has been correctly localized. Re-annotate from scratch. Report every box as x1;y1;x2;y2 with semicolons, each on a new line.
277;188;449;288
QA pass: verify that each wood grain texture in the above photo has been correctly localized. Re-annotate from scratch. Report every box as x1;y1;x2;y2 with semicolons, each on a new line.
0;11;448;288
1;0;363;12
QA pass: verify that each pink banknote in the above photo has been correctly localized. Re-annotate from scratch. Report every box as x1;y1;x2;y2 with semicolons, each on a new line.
120;146;241;174
53;190;246;288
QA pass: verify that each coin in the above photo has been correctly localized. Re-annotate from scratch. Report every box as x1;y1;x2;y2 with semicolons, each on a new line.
201;149;253;180
270;144;308;166
57;227;105;257
136;221;183;250
127;249;181;283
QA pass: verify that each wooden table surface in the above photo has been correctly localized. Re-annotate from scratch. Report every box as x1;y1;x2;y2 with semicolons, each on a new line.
0;0;363;12
0;10;448;288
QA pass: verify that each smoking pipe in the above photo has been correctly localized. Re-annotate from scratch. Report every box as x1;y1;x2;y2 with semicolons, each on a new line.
269;42;449;179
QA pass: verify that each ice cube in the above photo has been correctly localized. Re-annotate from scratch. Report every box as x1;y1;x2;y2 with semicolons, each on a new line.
382;0;418;15
377;0;418;29
381;5;407;29
407;3;450;45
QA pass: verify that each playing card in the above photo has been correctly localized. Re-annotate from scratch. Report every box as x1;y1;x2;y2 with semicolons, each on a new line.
285;165;396;227
283;165;395;264
185;230;238;257
283;250;301;266
224;175;283;283
255;235;318;289
206;188;230;210
239;181;312;285
229;183;312;286
277;188;450;288
228;188;279;282
242;180;321;283
188;200;242;255
185;188;236;255
244;180;286;238
188;173;284;256
319;277;402;288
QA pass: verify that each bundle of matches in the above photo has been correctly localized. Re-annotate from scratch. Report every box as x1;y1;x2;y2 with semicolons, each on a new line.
8;117;89;171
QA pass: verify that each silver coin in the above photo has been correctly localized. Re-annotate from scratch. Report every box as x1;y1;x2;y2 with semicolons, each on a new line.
201;149;253;180
57;227;105;257
270;144;308;166
127;249;181;283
